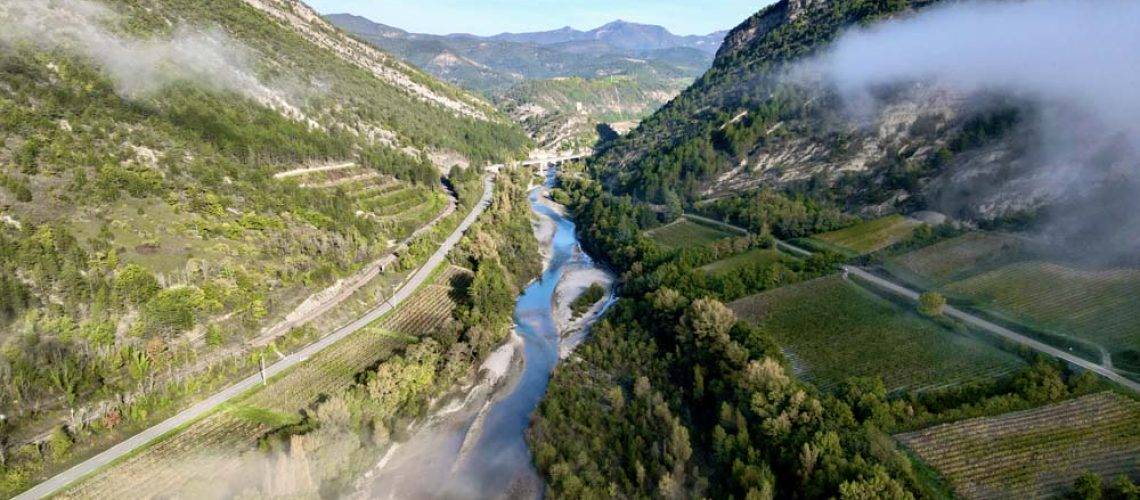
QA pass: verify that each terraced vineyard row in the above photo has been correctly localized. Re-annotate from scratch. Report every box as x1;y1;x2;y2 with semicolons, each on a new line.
380;267;469;337
943;262;1140;348
897;392;1140;499
729;276;1024;393
284;164;450;246
885;232;1023;286
62;267;470;498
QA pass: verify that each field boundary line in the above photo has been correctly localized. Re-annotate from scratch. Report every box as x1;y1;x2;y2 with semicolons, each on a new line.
698;213;1139;394
844;266;1140;394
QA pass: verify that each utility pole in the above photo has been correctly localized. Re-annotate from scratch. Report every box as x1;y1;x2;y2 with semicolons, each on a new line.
259;355;267;386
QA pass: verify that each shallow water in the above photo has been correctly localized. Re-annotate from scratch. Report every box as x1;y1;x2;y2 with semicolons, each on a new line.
363;167;609;498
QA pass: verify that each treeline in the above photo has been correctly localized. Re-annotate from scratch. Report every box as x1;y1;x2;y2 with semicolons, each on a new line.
698;189;856;240
529;172;1117;498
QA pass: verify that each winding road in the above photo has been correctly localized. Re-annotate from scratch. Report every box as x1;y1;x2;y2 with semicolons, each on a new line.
685;212;1140;394
13;176;496;500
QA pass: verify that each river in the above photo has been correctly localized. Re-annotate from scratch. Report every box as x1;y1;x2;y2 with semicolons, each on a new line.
358;166;614;498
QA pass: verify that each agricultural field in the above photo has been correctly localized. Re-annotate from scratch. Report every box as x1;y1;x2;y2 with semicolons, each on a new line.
942;261;1140;356
884;232;1025;287
644;218;735;250
897;392;1140;499
806;214;923;256
699;247;786;276
729;276;1024;393
281;163;451;241
62;266;470;498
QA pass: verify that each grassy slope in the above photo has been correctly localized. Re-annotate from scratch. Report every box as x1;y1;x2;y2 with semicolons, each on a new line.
730;276;1024;393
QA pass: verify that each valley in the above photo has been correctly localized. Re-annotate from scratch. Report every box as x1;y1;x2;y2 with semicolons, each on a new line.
2;0;1139;498
327;15;723;153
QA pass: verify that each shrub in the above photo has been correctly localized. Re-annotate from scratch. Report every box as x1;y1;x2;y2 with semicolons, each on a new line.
570;283;606;319
918;292;946;317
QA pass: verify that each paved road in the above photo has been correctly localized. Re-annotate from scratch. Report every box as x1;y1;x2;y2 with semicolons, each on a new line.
14;176;496;500
681;212;1140;394
843;266;1140;393
683;212;814;258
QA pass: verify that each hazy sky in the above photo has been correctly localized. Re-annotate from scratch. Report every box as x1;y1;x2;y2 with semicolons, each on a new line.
305;0;768;36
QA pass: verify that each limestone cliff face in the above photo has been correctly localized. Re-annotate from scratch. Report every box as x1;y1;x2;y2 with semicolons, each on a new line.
716;0;831;62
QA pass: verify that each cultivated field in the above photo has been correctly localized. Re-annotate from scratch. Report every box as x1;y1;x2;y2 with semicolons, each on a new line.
884;232;1024;286
644;218;735;249
942;262;1140;351
897;392;1140;499
729;276;1023;393
61;267;471;498
808;214;922;256
699;247;786;276
286;164;450;241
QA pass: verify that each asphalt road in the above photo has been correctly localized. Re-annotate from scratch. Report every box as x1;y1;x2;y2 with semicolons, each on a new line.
684;212;1140;394
843;266;1140;393
14;176;496;500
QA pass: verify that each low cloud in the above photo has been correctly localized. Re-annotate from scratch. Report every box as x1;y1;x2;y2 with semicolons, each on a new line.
811;0;1140;260
0;0;312;123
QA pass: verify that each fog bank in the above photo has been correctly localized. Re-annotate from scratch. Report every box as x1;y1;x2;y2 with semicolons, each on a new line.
0;0;309;121
817;0;1140;259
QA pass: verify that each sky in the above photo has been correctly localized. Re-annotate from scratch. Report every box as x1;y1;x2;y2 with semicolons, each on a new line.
305;0;768;36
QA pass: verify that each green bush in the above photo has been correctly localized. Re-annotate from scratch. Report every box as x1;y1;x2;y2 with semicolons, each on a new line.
570;283;606;319
918;292;947;317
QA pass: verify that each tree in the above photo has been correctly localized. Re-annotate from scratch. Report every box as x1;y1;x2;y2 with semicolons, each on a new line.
1072;472;1104;500
114;264;160;305
918;292;946;317
681;298;736;351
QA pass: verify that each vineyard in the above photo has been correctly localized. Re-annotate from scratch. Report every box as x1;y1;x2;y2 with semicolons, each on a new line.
284;163;450;241
61;267;471;498
807;215;922;256
897;392;1140;499
942;262;1140;350
885;232;1024;286
699;247;786;276
729;276;1024;393
644;218;735;249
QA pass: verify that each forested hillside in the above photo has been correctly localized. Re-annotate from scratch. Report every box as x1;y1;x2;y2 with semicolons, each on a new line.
0;0;527;492
593;0;1089;231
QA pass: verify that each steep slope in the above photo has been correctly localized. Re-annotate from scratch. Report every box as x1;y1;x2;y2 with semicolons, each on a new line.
595;0;945;205
594;0;1130;232
0;0;527;492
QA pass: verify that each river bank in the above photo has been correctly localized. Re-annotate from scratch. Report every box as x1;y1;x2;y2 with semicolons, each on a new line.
353;166;613;498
